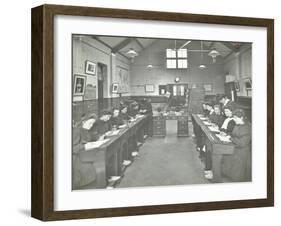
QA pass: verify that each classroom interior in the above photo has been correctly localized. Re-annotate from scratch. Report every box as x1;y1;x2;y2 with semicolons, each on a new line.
72;35;252;190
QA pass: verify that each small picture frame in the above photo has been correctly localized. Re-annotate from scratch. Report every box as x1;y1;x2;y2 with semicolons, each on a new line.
85;60;96;75
203;83;212;92
145;84;154;92
112;83;119;93
244;78;252;90
73;74;86;96
159;85;167;95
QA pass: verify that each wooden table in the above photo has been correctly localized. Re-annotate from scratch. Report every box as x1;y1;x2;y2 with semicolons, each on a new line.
79;115;149;188
153;115;189;137
191;114;234;182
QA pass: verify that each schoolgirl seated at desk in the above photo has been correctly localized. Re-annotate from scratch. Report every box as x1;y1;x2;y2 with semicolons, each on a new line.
111;107;125;128
119;105;130;121
128;101;140;118
220;104;236;135
209;104;225;128
72;113;99;189
222;108;251;182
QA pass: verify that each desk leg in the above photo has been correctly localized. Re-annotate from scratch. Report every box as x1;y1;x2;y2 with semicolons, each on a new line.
211;154;223;183
94;151;107;188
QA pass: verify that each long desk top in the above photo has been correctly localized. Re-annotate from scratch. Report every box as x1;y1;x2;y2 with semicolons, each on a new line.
192;114;234;154
81;114;148;153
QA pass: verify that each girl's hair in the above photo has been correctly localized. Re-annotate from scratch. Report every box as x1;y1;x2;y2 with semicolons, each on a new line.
233;108;246;118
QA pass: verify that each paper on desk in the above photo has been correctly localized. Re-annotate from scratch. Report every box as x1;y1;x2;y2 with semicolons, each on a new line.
203;121;212;126
208;126;220;133
216;134;231;143
84;139;110;150
119;124;127;128
106;130;120;136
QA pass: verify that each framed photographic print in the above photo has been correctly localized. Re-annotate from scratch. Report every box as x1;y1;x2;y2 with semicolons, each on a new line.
145;84;154;92
203;83;212;92
112;83;119;93
244;78;252;90
85;60;96;75
73;74;86;96
159;85;167;95
32;4;274;221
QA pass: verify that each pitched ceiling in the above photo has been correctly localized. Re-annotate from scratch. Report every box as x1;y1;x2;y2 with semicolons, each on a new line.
92;36;246;60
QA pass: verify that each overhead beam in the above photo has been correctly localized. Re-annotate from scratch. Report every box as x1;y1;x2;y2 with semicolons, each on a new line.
134;38;144;50
112;38;133;53
221;42;239;52
208;42;215;49
118;52;131;61
92;36;130;61
93;37;113;50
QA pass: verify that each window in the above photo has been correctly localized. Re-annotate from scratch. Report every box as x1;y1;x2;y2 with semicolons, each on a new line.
166;48;188;69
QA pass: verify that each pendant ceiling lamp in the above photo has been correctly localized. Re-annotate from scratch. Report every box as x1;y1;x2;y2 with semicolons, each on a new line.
127;48;138;58
208;49;220;63
199;41;206;69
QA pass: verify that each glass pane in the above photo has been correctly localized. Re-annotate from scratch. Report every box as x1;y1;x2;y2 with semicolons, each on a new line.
167;59;177;68
177;49;187;58
173;85;177;96
166;49;176;58
178;59;188;68
180;85;185;96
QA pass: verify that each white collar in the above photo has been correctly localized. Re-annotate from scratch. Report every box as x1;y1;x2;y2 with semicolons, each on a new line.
224;99;230;106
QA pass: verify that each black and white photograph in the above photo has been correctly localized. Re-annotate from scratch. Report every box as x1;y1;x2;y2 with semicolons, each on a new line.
72;35;252;190
73;74;86;96
85;60;97;75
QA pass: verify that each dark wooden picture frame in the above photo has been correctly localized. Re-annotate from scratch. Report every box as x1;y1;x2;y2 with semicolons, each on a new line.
31;4;274;221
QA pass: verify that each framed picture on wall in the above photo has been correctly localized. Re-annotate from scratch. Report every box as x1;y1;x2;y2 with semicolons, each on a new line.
203;83;212;92
85;60;96;75
159;85;167;95
244;78;252;90
112;83;119;93
73;74;86;96
32;4;274;221
145;84;154;92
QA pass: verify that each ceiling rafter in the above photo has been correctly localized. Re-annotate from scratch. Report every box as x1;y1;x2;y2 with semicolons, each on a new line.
134;38;145;50
112;38;133;53
220;42;240;52
93;37;113;50
93;36;131;61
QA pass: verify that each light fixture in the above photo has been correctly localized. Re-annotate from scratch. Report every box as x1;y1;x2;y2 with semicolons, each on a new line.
127;48;138;58
198;41;206;70
208;49;220;63
199;64;206;69
147;44;153;69
147;64;153;69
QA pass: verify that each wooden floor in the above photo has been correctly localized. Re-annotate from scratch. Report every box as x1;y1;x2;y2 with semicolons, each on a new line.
117;123;209;188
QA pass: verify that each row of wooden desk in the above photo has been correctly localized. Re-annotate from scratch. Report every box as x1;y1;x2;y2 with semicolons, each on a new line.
191;114;234;182
78;115;150;188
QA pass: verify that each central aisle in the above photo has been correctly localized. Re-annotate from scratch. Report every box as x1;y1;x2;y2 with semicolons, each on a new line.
117;127;209;188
